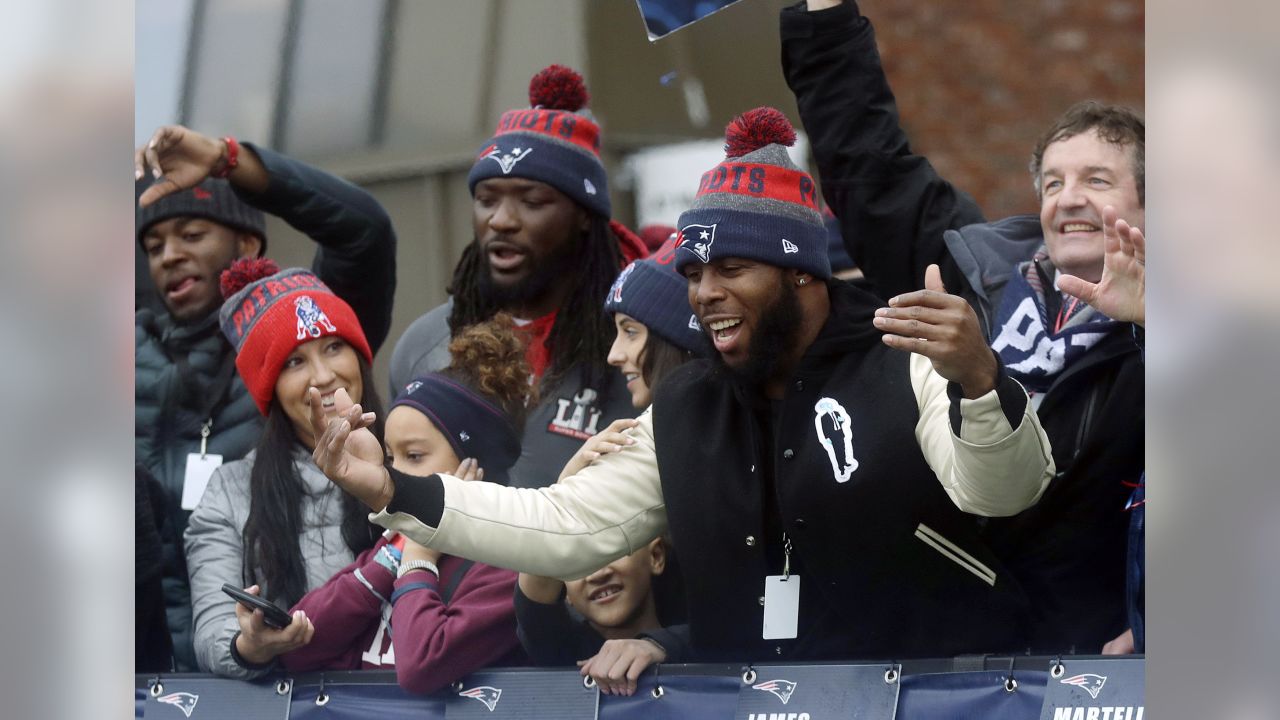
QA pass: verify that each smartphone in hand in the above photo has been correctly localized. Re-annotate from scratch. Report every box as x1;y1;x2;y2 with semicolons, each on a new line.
221;584;293;629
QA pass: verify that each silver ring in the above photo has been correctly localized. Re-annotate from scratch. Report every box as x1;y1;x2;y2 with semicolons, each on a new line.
1004;677;1018;693
315;693;329;707
150;682;163;697
884;668;899;684
1051;663;1065;679
275;679;292;696
453;680;465;693
583;675;596;689
742;668;757;685
651;685;665;699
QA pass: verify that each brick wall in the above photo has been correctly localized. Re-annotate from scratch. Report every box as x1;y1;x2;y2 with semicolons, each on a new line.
870;0;1144;219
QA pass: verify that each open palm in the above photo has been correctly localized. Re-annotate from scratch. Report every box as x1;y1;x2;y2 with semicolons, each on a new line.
1058;205;1146;327
309;387;394;510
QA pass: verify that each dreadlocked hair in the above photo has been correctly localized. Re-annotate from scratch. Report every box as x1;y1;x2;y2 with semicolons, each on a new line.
241;357;383;608
446;214;622;392
440;313;537;430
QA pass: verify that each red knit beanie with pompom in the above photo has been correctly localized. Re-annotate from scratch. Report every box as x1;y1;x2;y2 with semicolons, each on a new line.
218;259;372;415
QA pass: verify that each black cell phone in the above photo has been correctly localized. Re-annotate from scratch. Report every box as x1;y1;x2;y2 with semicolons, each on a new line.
221;583;293;629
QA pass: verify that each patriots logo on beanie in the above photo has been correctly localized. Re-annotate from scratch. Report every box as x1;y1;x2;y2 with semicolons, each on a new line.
674;107;830;279
294;296;337;340
481;145;535;175
467;65;611;218
678;223;717;263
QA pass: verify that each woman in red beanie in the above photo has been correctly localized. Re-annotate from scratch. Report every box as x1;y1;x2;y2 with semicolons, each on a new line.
184;257;385;679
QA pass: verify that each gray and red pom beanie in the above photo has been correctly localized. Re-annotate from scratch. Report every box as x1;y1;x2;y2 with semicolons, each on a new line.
218;258;372;415
674;107;830;279
604;236;711;356
136;177;266;250
467;64;610;218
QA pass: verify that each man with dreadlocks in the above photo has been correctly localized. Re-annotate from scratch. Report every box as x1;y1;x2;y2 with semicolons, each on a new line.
389;65;646;489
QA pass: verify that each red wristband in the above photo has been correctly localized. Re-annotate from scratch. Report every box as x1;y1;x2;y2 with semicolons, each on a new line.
212;136;240;178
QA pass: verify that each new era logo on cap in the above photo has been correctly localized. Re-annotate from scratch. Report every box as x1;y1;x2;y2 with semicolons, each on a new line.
584;178;597;195
782;238;798;254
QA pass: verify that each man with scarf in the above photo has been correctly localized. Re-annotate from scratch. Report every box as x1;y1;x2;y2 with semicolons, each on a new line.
780;0;1145;653
308;108;1057;662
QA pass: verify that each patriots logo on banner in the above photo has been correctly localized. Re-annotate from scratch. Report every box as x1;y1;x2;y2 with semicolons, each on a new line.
679;223;717;263
814;397;859;483
481;145;534;174
294;296;337;340
459;685;503;711
156;692;200;718
1060;673;1108;700
752;679;797;705
782;238;799;254
610;262;637;303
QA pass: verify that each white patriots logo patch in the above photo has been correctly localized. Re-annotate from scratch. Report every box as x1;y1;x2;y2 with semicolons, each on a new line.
814;397;859;483
482;145;534;174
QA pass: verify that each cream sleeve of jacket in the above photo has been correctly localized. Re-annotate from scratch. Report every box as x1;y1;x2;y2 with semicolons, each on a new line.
372;354;1053;581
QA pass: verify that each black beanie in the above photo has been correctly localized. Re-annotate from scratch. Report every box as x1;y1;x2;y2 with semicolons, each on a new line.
136;177;267;251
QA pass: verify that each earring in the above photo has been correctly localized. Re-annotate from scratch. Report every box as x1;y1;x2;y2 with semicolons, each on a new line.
797;277;809;286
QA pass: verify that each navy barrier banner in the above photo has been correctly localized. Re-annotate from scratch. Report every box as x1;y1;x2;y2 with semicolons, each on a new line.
734;664;900;720
137;658;1141;720
1040;657;1144;720
899;669;1049;720
445;669;598;720
144;676;291;720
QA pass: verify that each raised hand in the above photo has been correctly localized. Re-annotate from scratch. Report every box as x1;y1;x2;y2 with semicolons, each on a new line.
135;125;229;206
577;638;666;696
558;418;639;481
874;264;998;398
135;124;269;207
309;387;394;511
1058;205;1145;327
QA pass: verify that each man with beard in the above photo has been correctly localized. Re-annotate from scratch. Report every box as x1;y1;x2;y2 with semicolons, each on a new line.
389;65;644;489
780;0;1145;653
311;108;1056;662
134;125;397;669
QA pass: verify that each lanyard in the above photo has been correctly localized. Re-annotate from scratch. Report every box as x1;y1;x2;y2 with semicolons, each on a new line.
1054;296;1081;334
